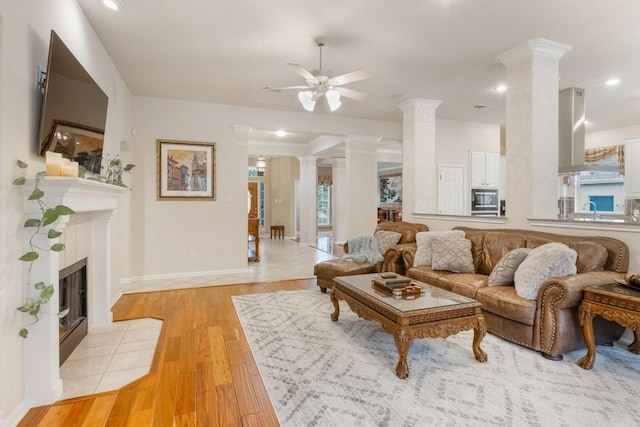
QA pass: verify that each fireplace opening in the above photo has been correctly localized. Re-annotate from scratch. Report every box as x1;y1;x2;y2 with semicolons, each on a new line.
59;258;88;365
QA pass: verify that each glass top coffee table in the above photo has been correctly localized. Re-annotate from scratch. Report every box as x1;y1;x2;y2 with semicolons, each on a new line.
331;273;487;379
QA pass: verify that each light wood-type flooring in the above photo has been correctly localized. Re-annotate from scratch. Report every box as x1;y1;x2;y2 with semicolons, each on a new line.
19;278;316;426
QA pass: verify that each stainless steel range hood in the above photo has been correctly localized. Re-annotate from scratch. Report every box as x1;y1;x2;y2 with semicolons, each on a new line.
557;87;619;174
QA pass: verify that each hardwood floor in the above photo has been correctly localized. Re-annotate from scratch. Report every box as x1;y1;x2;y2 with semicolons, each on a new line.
19;279;316;426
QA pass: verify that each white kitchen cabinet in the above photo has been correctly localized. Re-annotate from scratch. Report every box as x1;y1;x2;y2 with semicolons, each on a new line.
625;138;640;198
470;151;499;188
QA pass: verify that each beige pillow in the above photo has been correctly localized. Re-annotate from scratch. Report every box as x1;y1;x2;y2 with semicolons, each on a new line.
514;243;577;300
414;230;465;267
488;248;531;286
431;236;474;273
374;230;402;255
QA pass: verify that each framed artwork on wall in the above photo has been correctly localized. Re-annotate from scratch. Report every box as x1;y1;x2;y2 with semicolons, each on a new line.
157;139;216;201
380;174;402;203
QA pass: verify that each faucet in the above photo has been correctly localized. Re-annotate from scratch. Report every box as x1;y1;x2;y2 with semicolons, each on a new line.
583;201;598;219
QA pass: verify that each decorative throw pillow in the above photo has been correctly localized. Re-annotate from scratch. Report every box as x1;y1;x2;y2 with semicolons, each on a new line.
514;243;577;300
430;236;474;273
414;230;465;267
488;248;531;286
374;230;402;255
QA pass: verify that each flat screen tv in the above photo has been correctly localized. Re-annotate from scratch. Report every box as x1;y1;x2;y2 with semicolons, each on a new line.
37;30;109;174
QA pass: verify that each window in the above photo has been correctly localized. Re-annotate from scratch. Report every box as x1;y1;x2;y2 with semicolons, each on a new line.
317;185;331;226
575;154;624;213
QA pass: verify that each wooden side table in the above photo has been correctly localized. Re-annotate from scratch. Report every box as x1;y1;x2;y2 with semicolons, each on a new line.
270;225;284;239
578;283;640;370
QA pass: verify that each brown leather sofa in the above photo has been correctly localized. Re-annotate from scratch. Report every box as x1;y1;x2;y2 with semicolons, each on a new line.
403;227;628;360
314;221;429;293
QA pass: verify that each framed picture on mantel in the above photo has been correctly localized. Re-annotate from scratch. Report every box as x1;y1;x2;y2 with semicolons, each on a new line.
157;139;216;201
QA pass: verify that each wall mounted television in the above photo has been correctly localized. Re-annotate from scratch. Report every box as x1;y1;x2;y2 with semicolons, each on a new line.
37;30;109;174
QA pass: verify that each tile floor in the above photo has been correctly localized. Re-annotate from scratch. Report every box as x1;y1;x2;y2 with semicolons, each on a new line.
61;236;337;399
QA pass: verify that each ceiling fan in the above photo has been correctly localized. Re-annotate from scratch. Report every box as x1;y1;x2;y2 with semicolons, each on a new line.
264;38;372;112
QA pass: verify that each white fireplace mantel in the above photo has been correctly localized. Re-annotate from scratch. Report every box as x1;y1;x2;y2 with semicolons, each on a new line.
20;177;128;406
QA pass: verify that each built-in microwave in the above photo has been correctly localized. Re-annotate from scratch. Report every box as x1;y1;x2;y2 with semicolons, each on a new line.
471;189;499;213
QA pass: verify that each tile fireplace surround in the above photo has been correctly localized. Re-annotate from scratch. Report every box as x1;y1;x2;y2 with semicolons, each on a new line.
20;177;127;406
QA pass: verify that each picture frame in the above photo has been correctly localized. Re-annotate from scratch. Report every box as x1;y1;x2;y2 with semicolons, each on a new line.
42;120;105;175
157;139;216;201
380;173;402;203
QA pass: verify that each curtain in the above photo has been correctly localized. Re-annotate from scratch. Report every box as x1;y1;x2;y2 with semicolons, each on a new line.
584;145;624;176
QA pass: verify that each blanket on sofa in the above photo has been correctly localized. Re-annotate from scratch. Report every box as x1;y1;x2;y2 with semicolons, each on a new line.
342;235;384;264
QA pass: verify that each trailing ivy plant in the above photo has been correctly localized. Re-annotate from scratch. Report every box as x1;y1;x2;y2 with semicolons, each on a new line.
13;160;75;338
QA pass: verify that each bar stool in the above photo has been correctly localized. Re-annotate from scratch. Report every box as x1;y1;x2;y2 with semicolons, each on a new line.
270;225;284;239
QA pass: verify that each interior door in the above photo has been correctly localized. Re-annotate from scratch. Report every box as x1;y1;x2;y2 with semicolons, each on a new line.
438;165;465;215
248;182;258;218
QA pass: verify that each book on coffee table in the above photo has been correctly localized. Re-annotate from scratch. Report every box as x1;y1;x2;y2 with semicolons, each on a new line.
371;278;425;299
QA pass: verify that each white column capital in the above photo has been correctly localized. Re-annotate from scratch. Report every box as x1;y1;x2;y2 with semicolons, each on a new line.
496;38;572;67
344;135;381;153
397;98;442;123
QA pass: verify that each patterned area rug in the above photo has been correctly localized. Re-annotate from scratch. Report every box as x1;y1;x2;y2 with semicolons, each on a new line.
233;290;640;427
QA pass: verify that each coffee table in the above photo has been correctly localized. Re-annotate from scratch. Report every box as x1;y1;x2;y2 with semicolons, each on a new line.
331;273;487;379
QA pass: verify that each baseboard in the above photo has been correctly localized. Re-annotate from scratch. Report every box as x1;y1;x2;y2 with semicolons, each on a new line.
1;400;29;427
121;267;249;284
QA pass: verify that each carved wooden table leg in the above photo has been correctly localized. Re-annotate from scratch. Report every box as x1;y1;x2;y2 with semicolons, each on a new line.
578;303;596;370
393;329;411;379
472;319;488;362
629;330;640;354
330;290;340;322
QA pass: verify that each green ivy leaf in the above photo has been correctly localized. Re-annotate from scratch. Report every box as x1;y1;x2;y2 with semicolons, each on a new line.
58;308;70;318
124;164;135;172
19;252;39;262
50;243;65;252
13;177;26;185
24;218;41;228
34;282;46;290
19;329;28;338
54;205;75;216
29;303;41;316
17;160;28;169
28;188;44;200
48;229;62;239
16;303;32;313
40;285;54;300
41;209;59;227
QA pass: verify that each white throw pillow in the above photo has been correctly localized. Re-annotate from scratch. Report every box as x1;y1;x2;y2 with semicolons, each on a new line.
514;243;577;300
430;236;475;273
374;230;402;255
413;230;465;267
488;248;531;286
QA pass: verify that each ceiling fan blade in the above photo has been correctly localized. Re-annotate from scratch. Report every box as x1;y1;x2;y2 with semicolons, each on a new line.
335;87;368;101
287;63;318;83
264;85;314;92
329;68;372;86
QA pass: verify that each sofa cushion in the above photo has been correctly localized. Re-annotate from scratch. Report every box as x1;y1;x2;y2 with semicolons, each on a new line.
374;230;402;255
514;243;577;300
414;230;465;266
479;232;527;276
407;265;455;287
376;221;429;244
476;286;537;326
487;248;531;286
566;242;608;273
431;236;474;273
437;274;487;299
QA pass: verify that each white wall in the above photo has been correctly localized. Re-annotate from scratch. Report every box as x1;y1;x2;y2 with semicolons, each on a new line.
0;0;133;423
586;125;640;148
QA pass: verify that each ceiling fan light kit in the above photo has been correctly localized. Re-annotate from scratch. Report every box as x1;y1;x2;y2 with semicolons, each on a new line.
265;38;370;113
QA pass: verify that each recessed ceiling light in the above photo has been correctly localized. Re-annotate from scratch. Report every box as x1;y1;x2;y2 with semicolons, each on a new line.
101;0;124;11
605;78;621;86
276;130;286;137
494;85;507;93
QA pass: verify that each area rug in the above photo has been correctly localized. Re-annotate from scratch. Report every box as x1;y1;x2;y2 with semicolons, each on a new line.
232;290;640;427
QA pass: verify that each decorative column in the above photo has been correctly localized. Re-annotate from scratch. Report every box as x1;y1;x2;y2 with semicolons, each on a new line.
496;39;572;223
297;155;318;245
331;158;347;244
345;135;379;238
398;99;442;219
